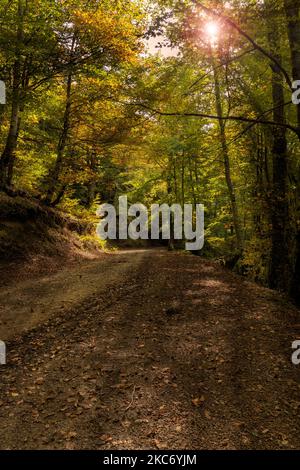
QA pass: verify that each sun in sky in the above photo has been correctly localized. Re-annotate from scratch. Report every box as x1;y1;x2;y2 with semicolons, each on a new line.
204;21;220;43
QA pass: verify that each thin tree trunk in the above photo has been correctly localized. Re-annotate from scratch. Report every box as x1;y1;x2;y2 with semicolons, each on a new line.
188;154;197;209
173;157;178;201
181;153;185;207
212;60;243;252
44;32;76;205
167;165;175;251
45;68;73;204
51;184;67;207
86;150;97;208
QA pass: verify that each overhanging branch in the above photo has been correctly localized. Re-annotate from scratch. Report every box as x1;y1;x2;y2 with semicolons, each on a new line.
133;102;300;137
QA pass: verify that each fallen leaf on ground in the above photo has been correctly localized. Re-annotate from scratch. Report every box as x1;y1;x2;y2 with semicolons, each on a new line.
192;396;205;407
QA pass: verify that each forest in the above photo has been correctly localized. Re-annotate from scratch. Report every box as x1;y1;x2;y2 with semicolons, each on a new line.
0;0;300;453
0;0;300;301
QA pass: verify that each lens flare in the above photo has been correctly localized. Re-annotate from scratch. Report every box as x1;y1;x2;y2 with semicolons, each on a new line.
205;21;219;42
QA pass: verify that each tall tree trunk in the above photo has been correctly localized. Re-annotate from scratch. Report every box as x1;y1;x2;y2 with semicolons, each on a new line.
283;0;300;302
284;0;300;128
268;74;289;290
291;231;300;304
45;69;73;205
267;14;290;291
44;32;76;205
212;61;243;253
0;0;25;189
253;131;263;233
167;159;175;250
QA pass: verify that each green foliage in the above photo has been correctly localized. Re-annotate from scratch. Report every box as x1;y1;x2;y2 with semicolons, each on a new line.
0;0;300;295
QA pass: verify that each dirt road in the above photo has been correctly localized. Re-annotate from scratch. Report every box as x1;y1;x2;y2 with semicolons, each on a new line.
0;249;300;449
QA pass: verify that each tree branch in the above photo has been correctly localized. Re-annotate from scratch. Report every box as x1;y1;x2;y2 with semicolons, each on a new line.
133;102;300;137
188;48;256;90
